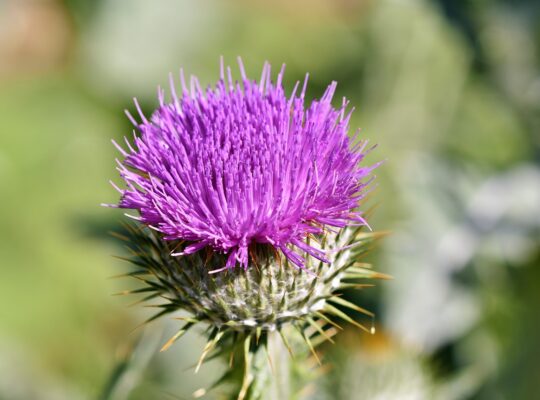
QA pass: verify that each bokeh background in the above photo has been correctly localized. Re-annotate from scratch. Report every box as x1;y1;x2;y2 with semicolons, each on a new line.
1;0;539;399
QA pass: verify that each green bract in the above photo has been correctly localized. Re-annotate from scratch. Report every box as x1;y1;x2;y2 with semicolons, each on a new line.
114;223;387;399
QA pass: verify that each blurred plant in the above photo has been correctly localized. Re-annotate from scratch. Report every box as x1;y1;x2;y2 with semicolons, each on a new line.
324;333;437;400
0;0;72;77
104;59;385;399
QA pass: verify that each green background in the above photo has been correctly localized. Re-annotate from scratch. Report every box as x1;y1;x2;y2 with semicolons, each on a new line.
0;0;539;399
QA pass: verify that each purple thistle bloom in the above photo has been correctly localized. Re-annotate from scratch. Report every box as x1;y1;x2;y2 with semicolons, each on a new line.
109;59;377;272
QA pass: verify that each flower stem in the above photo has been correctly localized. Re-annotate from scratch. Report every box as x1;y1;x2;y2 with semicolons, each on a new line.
267;331;291;400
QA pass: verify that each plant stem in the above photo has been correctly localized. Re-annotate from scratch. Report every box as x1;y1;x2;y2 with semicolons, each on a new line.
267;331;291;400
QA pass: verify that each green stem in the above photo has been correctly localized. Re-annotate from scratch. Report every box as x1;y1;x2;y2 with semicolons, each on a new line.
267;331;291;400
227;330;294;400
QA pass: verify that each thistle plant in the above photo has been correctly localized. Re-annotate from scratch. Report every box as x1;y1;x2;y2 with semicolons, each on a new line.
105;59;385;399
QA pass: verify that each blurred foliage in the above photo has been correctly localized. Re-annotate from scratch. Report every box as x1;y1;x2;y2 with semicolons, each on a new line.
0;0;539;399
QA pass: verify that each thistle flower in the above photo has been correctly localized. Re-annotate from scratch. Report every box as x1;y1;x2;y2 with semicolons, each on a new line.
111;59;376;272
106;59;385;399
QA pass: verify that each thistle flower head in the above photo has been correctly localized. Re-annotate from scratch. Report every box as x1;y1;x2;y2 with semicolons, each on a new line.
107;60;385;398
111;59;376;272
